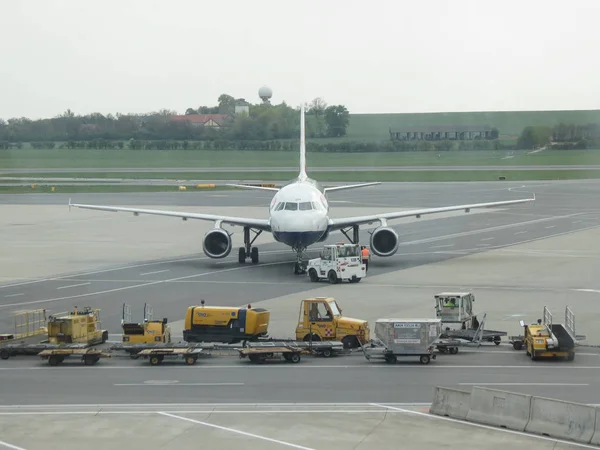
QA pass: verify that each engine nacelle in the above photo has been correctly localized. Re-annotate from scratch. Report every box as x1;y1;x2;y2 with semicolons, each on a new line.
202;228;232;259
370;226;399;257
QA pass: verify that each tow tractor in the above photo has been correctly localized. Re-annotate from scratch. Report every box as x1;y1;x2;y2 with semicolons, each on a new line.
434;292;507;346
121;303;171;345
307;243;366;284
510;306;584;361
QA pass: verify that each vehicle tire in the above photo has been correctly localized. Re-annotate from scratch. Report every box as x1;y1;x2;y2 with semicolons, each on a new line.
322;348;332;358
354;277;361;283
341;335;359;349
567;351;575;362
327;270;338;284
0;349;9;360
238;247;246;264
449;347;458;355
493;337;501;346
130;353;140;360
251;247;259;264
150;356;162;366
513;341;523;351
420;355;431;365
84;355;96;366
102;330;109;343
185;356;197;365
48;355;60;366
384;355;397;364
308;269;319;282
289;353;301;363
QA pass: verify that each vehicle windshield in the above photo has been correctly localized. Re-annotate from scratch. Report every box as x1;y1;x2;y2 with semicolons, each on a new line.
338;246;359;257
328;301;341;316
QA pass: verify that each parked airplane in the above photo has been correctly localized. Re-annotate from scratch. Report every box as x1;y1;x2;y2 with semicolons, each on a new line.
69;105;535;274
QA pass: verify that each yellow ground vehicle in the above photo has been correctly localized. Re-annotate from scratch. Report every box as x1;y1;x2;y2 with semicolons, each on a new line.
121;303;171;344
295;297;370;348
183;300;270;344
47;306;108;345
511;306;576;361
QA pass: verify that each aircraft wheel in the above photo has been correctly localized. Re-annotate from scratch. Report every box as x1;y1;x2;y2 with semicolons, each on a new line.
251;247;259;264
238;247;246;264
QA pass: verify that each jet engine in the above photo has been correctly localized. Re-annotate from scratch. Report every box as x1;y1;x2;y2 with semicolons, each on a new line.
202;228;232;259
369;226;399;257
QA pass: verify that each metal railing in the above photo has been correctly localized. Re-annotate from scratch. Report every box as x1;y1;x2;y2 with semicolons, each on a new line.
13;309;47;339
565;306;576;337
543;306;552;327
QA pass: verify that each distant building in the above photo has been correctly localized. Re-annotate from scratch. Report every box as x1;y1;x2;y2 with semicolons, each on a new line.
169;114;231;129
234;99;250;115
389;125;495;141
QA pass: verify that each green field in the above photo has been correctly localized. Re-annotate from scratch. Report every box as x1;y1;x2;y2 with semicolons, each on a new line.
346;109;600;141
2;148;600;171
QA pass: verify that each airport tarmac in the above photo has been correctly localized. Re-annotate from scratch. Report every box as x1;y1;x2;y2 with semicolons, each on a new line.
2;180;600;449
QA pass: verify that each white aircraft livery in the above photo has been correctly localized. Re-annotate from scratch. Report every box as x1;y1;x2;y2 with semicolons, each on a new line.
69;105;535;274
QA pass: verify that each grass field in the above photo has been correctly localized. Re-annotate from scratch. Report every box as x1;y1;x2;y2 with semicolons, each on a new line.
2;148;600;171
346;109;600;141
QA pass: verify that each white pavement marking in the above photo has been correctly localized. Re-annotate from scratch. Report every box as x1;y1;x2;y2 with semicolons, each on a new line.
0;410;408;416
480;237;495;241
371;403;600;450
56;282;91;290
429;244;454;249
458;383;589;386
4;293;23;298
545;225;556;229
140;269;170;276
0;402;430;409
0;259;295;309
0;441;28;450
514;230;528;235
575;289;600;294
0;249;293;290
114;383;245;386
3;364;600;371
159;411;317;450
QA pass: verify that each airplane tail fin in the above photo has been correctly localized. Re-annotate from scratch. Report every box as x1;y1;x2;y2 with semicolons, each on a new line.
299;103;307;181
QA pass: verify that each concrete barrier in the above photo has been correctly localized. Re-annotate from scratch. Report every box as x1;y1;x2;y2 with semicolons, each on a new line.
429;386;471;420
589;408;600;445
466;387;532;431
525;396;596;444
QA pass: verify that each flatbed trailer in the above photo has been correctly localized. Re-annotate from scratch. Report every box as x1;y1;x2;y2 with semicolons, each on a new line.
38;348;111;366
0;342;88;360
238;342;310;364
135;347;206;366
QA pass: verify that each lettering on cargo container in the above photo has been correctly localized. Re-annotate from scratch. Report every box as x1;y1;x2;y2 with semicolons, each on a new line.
394;339;421;344
393;323;420;328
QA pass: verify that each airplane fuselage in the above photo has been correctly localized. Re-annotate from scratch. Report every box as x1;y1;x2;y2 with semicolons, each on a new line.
269;177;330;251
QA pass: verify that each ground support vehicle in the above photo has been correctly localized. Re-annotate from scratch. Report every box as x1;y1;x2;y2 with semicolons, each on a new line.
47;306;108;345
38;347;111;366
121;303;171;344
307;243;366;284
183;300;270;344
363;319;443;365
510;306;582;361
295;297;370;349
135;347;207;366
434;292;507;345
237;342;309;364
0;343;91;360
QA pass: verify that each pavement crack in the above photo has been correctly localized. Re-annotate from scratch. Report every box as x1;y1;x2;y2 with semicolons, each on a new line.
351;409;387;450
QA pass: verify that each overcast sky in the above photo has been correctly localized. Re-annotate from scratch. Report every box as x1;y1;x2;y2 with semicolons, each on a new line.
2;0;599;119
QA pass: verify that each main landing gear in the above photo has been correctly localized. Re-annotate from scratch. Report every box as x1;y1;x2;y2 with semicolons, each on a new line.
339;225;360;245
239;227;262;264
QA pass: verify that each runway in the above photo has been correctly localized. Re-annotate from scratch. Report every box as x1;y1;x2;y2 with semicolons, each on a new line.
3;165;600;173
2;180;600;449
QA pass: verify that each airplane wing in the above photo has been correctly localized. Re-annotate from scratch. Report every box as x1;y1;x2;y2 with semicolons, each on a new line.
68;200;272;231
328;196;535;230
324;182;381;193
225;184;280;192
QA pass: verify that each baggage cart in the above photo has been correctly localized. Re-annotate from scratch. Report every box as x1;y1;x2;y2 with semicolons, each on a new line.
1;343;89;360
135;347;207;365
238;341;309;364
38;347;111;366
363;319;442;365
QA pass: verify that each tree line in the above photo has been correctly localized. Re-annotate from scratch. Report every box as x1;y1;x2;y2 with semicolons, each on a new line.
517;123;600;150
0;95;350;144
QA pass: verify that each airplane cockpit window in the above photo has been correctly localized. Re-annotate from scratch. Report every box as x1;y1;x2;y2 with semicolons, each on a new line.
299;201;313;211
284;202;298;211
275;202;285;211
